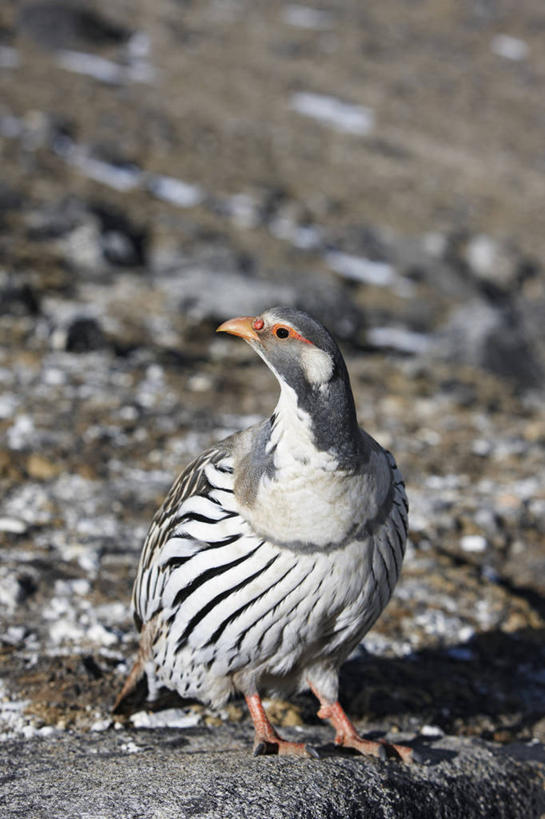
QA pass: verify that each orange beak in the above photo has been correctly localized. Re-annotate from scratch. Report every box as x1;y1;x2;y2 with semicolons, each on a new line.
216;316;260;342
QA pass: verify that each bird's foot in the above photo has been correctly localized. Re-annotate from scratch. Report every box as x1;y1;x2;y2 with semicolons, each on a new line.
334;733;387;760
253;736;319;758
245;693;319;759
316;699;415;763
378;739;416;763
336;732;417;762
335;733;415;763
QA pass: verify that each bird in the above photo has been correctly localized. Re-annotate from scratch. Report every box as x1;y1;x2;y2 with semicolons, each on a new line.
115;306;412;761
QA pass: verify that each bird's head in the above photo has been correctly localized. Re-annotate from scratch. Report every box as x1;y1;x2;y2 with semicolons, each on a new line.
216;306;342;392
217;307;363;464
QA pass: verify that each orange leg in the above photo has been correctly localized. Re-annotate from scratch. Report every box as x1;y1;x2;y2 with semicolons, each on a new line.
245;693;318;758
309;685;414;763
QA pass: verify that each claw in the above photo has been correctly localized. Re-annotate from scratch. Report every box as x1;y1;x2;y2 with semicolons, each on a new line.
336;735;388;760
379;739;416;764
246;693;316;759
306;744;321;760
253;741;267;757
252;737;315;757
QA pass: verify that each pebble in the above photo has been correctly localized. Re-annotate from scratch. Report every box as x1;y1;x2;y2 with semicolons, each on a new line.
491;35;529;61
91;719;113;732
420;724;444;738
290;92;374;135
460;535;488;553
282;5;333;30
130;709;202;729
325;251;396;287
0;517;28;534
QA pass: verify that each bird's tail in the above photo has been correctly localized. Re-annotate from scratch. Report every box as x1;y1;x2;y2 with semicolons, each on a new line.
112;658;145;713
112;618;158;714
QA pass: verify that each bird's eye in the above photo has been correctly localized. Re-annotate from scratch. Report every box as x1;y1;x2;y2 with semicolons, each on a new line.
275;327;290;339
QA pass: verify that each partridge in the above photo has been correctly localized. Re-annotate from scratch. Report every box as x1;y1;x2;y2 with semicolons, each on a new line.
116;307;412;761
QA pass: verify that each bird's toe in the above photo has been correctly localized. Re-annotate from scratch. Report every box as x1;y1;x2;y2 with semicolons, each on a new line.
253;736;317;758
384;741;418;764
305;744;321;760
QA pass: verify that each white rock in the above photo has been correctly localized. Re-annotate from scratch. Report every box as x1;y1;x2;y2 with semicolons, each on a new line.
420;724;444;738
226;193;259;229
187;374;214;392
491;35;529;61
465;234;497;277
282;5;333;30
86;623;119;647
56;50;154;85
366;327;432;355
290;93;374;135
121;741;142;753
54;579;91;597
3;625;27;644
471;439;492;457
0;394;19;419
62;222;103;272
147;175;203;208
460;535;488;553
6;414;35;450
130;708;201;729
66;146;142;192
91;719;112;732
325;251;395;286
269;217;323;250
0;573;24;610
0;517;28;534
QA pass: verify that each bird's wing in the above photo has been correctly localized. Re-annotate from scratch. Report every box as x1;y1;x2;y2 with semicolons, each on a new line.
132;443;233;630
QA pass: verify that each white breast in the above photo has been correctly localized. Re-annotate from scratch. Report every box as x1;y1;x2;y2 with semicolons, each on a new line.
235;382;372;547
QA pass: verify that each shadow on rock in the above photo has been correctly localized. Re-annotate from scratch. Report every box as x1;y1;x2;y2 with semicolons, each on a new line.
339;627;545;743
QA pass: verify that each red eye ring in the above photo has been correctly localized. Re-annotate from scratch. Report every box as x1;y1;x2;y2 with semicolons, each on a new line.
252;318;264;331
270;323;313;345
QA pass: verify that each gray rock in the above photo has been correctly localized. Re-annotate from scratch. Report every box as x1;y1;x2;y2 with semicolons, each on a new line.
1;728;544;818
438;300;544;390
18;2;130;51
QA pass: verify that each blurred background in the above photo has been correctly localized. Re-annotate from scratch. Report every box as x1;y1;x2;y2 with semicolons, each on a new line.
0;0;544;747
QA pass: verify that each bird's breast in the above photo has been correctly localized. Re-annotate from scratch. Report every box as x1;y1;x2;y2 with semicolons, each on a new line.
235;464;377;551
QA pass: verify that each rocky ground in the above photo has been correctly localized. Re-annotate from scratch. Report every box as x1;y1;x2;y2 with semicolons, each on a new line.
1;0;544;816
